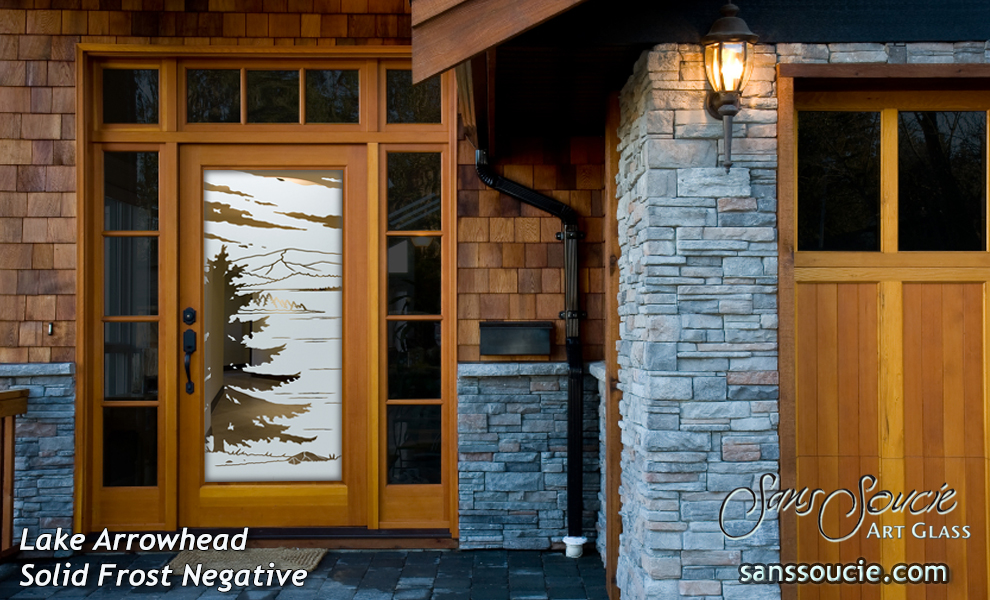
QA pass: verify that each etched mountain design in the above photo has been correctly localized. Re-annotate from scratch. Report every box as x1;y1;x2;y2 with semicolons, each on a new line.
234;249;342;290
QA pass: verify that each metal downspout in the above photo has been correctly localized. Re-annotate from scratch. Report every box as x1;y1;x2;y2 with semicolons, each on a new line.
475;150;587;550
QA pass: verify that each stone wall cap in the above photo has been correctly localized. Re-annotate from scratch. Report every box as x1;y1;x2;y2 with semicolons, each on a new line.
458;362;579;377
0;363;75;377
588;362;606;381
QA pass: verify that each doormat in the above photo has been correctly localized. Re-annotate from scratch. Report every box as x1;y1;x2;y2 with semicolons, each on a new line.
167;548;326;573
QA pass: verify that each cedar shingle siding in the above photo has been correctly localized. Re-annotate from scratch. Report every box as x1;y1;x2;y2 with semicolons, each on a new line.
456;133;606;362
0;2;412;364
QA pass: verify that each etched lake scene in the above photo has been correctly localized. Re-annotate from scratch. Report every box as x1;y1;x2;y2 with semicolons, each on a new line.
202;170;343;482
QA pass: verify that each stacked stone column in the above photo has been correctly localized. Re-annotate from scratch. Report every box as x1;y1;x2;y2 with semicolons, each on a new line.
615;44;780;600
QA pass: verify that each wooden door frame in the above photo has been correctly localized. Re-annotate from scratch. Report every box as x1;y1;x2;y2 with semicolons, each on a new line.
75;45;458;536
778;63;990;600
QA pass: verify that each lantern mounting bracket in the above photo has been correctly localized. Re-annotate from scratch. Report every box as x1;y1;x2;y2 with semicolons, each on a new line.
705;91;741;122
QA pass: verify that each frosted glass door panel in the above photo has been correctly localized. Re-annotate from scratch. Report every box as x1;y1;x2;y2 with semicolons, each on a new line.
203;170;343;482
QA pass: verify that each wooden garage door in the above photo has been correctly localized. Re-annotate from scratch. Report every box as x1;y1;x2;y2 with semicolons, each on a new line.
786;86;990;599
795;282;987;599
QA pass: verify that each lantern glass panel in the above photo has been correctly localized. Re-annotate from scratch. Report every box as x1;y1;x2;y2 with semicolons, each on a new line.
705;41;753;94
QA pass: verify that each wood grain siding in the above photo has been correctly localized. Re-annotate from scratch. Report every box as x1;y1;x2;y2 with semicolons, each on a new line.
796;282;881;600
456;134;605;362
902;283;987;600
0;4;413;364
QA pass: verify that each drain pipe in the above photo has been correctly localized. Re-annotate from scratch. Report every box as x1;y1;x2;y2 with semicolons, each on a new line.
475;150;587;557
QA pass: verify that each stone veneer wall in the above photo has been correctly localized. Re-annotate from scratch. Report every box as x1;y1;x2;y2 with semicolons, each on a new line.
457;362;600;550
0;362;74;543
614;40;990;600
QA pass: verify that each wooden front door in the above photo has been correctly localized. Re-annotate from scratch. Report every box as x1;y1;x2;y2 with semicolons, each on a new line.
177;144;371;527
785;87;990;598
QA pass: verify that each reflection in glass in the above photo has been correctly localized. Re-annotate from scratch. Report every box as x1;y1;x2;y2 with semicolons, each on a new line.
798;111;881;251
388;320;441;399
104;323;158;401
104;152;158;231
104;237;158;316
103;407;157;487
899;111;986;251
387;153;442;231
187;69;240;123
246;70;299;123
388;237;441;315
103;69;159;124
306;70;359;123
203;170;344;482
386;70;441;124
387;405;441;484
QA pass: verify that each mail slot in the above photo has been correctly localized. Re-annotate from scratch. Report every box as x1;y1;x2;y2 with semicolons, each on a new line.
479;321;554;356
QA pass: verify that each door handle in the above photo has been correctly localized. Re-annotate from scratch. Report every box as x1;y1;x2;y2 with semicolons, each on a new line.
183;328;197;394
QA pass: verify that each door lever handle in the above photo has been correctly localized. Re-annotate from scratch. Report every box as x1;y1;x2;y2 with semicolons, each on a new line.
183;329;197;394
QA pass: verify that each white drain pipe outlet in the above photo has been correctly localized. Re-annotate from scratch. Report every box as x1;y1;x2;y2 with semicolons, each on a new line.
563;536;587;558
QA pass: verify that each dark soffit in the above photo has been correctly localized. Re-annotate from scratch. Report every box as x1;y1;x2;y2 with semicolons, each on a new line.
508;0;990;47
491;0;989;141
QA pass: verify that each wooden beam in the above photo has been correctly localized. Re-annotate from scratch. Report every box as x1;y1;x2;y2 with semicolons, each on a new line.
412;0;471;27
779;63;990;79
775;72;798;600
0;389;26;554
603;92;622;600
412;0;589;82
2;416;14;554
485;49;496;157
454;61;478;149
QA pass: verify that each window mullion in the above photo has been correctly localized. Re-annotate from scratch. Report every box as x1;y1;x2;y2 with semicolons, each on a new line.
880;108;899;253
239;68;247;125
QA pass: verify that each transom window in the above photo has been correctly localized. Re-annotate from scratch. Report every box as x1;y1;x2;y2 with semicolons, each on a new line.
98;57;443;130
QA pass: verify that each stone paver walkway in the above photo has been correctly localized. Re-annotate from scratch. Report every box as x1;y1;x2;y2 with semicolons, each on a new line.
0;550;608;600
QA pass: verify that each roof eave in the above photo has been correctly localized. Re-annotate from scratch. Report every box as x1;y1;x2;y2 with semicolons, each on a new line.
411;0;590;82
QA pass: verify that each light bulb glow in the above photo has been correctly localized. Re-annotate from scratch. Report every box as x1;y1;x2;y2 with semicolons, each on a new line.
704;41;753;94
720;46;744;90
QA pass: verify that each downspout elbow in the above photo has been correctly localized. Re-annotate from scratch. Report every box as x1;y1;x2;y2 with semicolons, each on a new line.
475;150;580;227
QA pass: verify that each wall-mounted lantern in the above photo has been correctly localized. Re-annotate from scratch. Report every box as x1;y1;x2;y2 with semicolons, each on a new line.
702;2;758;173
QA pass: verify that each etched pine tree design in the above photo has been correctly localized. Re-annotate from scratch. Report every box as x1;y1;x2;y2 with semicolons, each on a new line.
206;246;315;453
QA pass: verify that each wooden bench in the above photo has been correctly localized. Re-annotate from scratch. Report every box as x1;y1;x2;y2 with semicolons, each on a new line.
0;389;28;557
